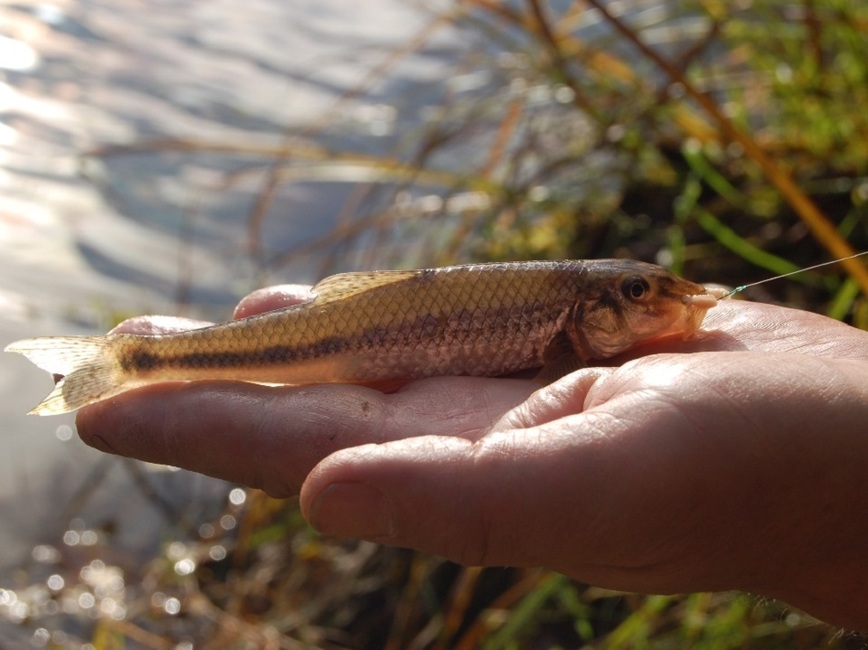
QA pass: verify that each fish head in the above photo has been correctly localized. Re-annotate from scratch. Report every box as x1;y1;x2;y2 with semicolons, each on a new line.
567;260;720;360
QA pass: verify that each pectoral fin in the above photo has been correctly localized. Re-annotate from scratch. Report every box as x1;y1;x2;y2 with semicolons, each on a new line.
534;352;586;385
534;332;586;384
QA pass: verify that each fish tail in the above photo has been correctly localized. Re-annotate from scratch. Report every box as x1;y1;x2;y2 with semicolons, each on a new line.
5;336;127;415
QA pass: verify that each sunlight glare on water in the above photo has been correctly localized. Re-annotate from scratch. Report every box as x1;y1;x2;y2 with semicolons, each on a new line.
163;597;181;615
0;121;16;146
0;588;20;622
81;559;124;593
228;487;246;505
174;558;196;576
77;591;95;610
31;544;61;563
80;530;98;545
61;521;99;546
166;541;187;560
31;627;50;646
208;545;227;562
0;36;39;72
99;596;123;618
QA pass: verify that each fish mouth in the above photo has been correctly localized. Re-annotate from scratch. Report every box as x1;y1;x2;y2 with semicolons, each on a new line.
682;293;718;310
670;285;727;340
682;285;729;310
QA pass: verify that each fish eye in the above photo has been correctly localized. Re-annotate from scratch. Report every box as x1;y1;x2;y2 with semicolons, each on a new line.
622;276;650;300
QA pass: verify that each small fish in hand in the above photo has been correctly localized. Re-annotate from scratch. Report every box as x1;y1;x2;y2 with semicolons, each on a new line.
6;259;723;415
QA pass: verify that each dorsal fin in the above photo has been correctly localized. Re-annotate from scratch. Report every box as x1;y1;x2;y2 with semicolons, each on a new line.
311;269;421;304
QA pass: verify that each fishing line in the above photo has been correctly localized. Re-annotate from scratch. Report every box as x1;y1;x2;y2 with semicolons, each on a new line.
725;250;868;298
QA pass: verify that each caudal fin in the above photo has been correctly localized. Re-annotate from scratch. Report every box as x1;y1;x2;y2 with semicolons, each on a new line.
5;336;125;415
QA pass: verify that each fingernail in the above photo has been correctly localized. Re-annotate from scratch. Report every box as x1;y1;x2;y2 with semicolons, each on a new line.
308;482;395;539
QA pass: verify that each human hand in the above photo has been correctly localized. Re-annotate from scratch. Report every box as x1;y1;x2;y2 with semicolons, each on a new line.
76;287;868;630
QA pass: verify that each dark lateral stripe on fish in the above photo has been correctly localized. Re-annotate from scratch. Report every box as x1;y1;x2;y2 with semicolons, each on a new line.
120;304;558;373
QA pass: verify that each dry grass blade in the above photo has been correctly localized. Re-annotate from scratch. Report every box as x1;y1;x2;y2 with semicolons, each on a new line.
582;0;868;294
452;570;549;650
243;12;453;263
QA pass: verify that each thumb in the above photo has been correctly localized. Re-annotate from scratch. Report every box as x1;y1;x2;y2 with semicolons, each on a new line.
298;429;602;569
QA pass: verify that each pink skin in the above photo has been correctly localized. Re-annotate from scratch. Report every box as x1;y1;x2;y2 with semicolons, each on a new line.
76;286;868;630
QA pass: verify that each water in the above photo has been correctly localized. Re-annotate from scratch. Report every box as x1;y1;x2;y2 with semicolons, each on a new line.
0;0;465;628
1;0;463;313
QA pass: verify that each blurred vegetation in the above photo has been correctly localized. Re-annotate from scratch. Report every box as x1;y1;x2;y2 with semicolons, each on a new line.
8;0;868;647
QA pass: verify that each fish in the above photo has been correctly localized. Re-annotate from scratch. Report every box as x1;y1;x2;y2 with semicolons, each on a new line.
5;259;723;415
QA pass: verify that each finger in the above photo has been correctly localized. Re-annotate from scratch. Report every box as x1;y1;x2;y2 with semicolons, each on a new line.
108;315;213;335
297;394;731;592
76;376;535;498
108;284;315;335
493;367;613;430
299;425;607;573
233;284;314;319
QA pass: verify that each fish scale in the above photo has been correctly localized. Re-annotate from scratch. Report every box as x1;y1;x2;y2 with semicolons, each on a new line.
5;259;720;415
